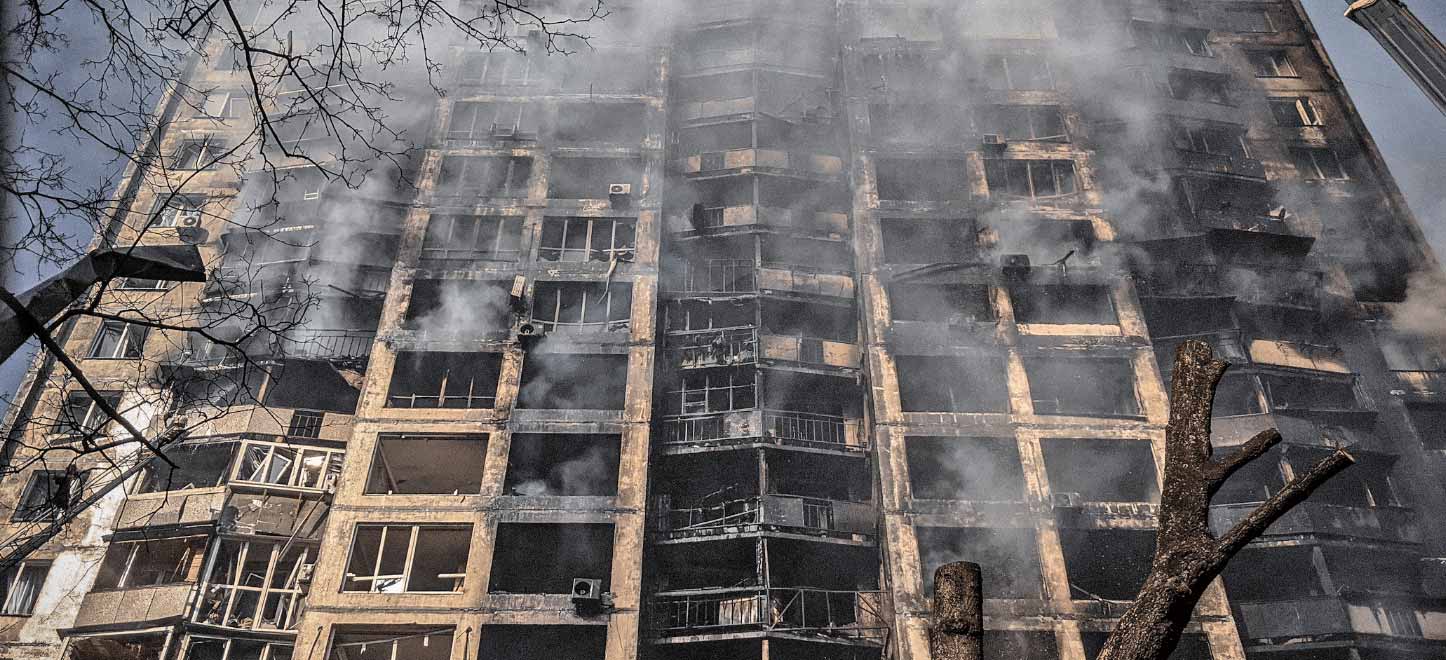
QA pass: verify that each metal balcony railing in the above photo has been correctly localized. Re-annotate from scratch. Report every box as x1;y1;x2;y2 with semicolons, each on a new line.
654;495;875;538
670;259;759;295
670;328;759;368
650;587;888;643
658;410;865;452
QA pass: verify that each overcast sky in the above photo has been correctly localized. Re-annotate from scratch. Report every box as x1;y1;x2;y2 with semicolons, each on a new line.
3;0;1445;407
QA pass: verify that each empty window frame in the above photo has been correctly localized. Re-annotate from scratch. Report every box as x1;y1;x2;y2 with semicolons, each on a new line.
365;434;487;495
547;157;643;199
888;283;994;323
195;539;310;630
983;54;1053;90
916;526;1042;597
435;156;532;197
137;441;236;493
476;625;607;660
185;637;294;660
0;562;49;615
1212;373;1265;417
232;440;344;490
870;103;964;143
532;282;633;331
879;219;977;264
93;536;209;589
875;158;969;202
448;101;534;140
1227;9;1275;33
975;105;1068;143
329;628;454;660
1132;21;1211;57
1041;438;1158;501
12;471;82;522
503;434;620;496
1259;373;1358;411
895;354;1010;413
1168;70;1231;105
386;352;503;409
1269;97;1323;127
344;525;471;593
488;523;613;594
88;320;149;358
172;137;224;170
905;437;1025;500
539;217;636;263
1060;529;1156;600
405;279;514;335
516;354;629;409
118;277;171;290
554;103;647;144
1289;147;1348;180
1221;546;1323;601
861;51;940;93
666;367;756;415
459;50;536;86
421;215;523;263
1168;121;1249;160
984;160;1078;201
52;390;121;439
1024;357;1141;417
1010;284;1116;324
151;194;206;228
1247;50;1297;78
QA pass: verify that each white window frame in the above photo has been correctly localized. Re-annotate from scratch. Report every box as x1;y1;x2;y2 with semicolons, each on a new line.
88;320;149;359
342;524;470;593
0;562;50;615
194;539;310;631
232;440;345;491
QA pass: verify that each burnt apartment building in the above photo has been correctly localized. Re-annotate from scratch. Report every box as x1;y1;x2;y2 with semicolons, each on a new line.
1;0;1445;659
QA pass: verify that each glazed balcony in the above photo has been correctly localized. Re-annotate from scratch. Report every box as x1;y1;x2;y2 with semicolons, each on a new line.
658;409;867;454
650;587;888;644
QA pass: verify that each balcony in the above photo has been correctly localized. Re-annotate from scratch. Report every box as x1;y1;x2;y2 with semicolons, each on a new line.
675;205;849;235
669;329;859;371
650;587;888;644
167;328;376;369
115;489;227;530
658;410;866;454
676;149;844;178
72;584;194;630
668;260;854;299
654;495;875;542
1166;150;1265;179
1210;502;1420;544
1236;596;1446;641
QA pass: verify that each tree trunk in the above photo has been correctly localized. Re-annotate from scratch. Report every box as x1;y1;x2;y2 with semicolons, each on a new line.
931;561;983;660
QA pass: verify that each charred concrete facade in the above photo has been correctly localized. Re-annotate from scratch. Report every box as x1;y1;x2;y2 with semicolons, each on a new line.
2;1;1446;660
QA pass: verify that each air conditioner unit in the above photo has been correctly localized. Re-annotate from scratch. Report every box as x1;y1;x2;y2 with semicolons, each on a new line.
608;183;632;209
178;211;203;227
1001;253;1031;277
981;133;1007;147
572;577;604;614
1051;492;1084;509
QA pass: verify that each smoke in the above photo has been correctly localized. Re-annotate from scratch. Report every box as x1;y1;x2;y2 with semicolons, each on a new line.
1392;269;1446;349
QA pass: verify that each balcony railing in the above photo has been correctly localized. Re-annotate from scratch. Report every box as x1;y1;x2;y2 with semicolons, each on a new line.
1209;502;1420;544
1171;150;1266;179
670;259;759;295
670;328;759;368
659;410;866;452
279;329;376;362
72;584;195;630
654;495;875;539
650;587;888;643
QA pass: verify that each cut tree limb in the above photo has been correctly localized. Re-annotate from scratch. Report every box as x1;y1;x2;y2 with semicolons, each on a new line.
931;561;983;660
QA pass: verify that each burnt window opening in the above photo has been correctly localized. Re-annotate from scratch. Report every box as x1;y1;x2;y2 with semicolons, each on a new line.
1169;121;1249;161
664;299;755;333
344;524;471;593
1379;334;1446;372
1247;50;1297;78
888;283;994;324
329;628;454;660
880;218;977;264
1131;21;1212;57
1084;633;1209;660
975;105;1068;143
861;51;941;93
760;299;855;343
984;160;1078;201
1041;438;1158;502
677;121;754;157
1321;546;1421;595
476;626;607;660
1289;147;1348;181
1168;70;1231;105
1269;97;1323;127
556;48;651;94
896;355;1010;413
52;390;121;440
386;352;503;409
459;51;536;86
1408;404;1446;450
1140;298;1235;338
905;436;1025;500
1010;285;1116;325
137;441;236;493
1214;446;1285;504
532;282;633;332
94;536;208;589
488;523;614;594
13;471;84;521
555;103;647;144
195;538;310;631
503;434;620;496
172;137;223;170
1060;529;1156;600
435;156;532;198
1222;546;1322;601
983;54;1053;90
1259;374;1358;412
875;159;969;202
448;101;536;140
547;157;643;199
917;527;1042;598
405;279;514;336
422;215;523;264
261;363;362;414
760;236;852;272
764;371;861;418
1345;265;1409;303
1024;357;1141;418
366;434;487;495
89;320;149;359
1211;373;1264;417
286;410;325;439
539;217;636;262
666;366;756;416
768;452;872;502
986;632;1060;660
870;103;965;143
1227;8;1276;33
518;353;629;409
1310;454;1397;508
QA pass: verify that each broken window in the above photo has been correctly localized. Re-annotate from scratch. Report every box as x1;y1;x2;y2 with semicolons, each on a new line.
195;539;310;630
1025;357;1140;417
896;354;1010;413
0;561;48;615
435;156;531;197
760;236;851;271
421;215;523;263
329;628;454;660
185;637;294;660
94;536;208;589
459;50;535;86
488;523;613;594
1131;21;1212;57
875;158;968;202
151;194;206;228
1407;404;1446;450
117;277;171;290
233;440;344;490
1310;453;1397;507
1222;546;1322;600
547;157;643;199
448;101;535;140
984;160;1078;201
666;366;756;415
404;279;514;335
286;410;324;439
1248;50;1297;77
975;105;1068;143
1042;438;1158;501
517;354;629;409
386;352;503;409
503;434;620;496
906;437;1025;500
1168;121;1249;161
137;442;236;493
365;434;485;495
344;525;471;593
1269;97;1323;127
538;217;636;262
1210;373;1264;417
1168;70;1231;105
89;320;149;358
1010;284;1116;325
173;137;223;170
917;527;1042;598
556;48;651;94
888;283;994;323
986;632;1059;660
476;626;606;660
1289;147;1348;180
555;103;646;144
52;390;121;440
1060;529;1155;600
880;218;976;264
1227;8;1276;33
13;471;82;521
870;103;965;143
983;54;1053;90
532;282;632;332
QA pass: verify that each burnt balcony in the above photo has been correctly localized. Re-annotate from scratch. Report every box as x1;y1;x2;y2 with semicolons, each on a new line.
1223;265;1323;310
1166;149;1266;179
1134;263;1223;299
1234;596;1446;641
666;260;855;299
114;489;227;530
71;584;195;631
1210;502;1420;545
674;205;849;236
650;587;888;644
653;495;875;543
668;328;860;371
658;410;866;454
166;328;376;369
675;149;844;178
